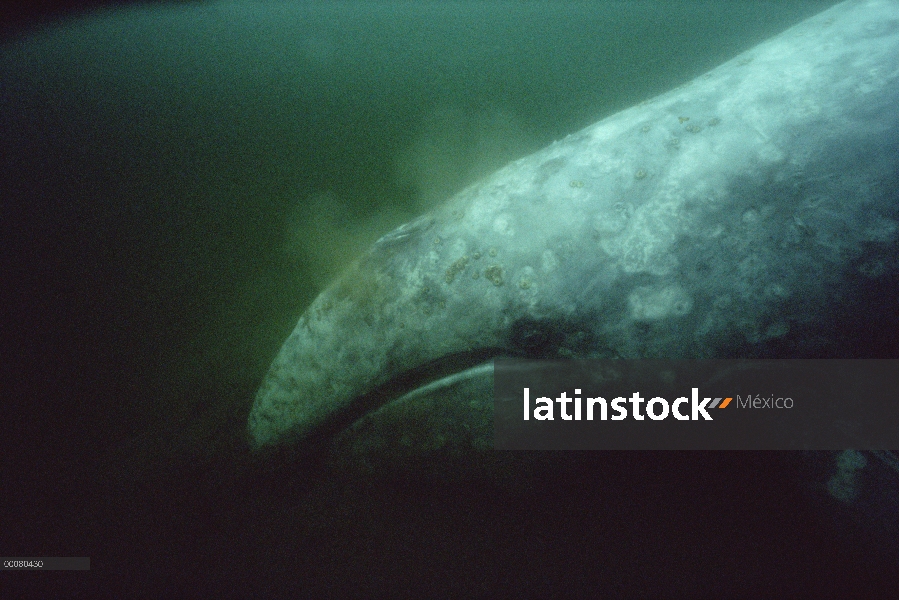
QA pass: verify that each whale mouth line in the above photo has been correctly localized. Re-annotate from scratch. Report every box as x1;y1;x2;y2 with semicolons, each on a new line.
296;348;505;449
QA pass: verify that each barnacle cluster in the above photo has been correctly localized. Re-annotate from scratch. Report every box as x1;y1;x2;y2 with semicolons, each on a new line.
445;256;469;283
484;265;504;286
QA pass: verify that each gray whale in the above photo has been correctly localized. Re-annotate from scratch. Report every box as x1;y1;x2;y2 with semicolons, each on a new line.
249;0;899;454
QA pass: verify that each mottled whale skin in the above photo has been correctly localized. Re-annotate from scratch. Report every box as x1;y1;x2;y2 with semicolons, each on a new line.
248;0;899;453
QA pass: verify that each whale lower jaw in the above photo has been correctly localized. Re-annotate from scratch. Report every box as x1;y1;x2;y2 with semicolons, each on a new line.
320;360;503;481
251;351;500;455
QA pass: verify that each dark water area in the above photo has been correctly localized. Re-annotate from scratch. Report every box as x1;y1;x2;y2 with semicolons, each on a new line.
2;1;897;597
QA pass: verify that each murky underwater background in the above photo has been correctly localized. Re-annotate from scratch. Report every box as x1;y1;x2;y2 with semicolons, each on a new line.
2;1;896;596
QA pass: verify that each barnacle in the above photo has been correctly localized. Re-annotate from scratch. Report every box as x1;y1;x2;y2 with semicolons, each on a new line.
444;256;469;284
484;265;504;286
